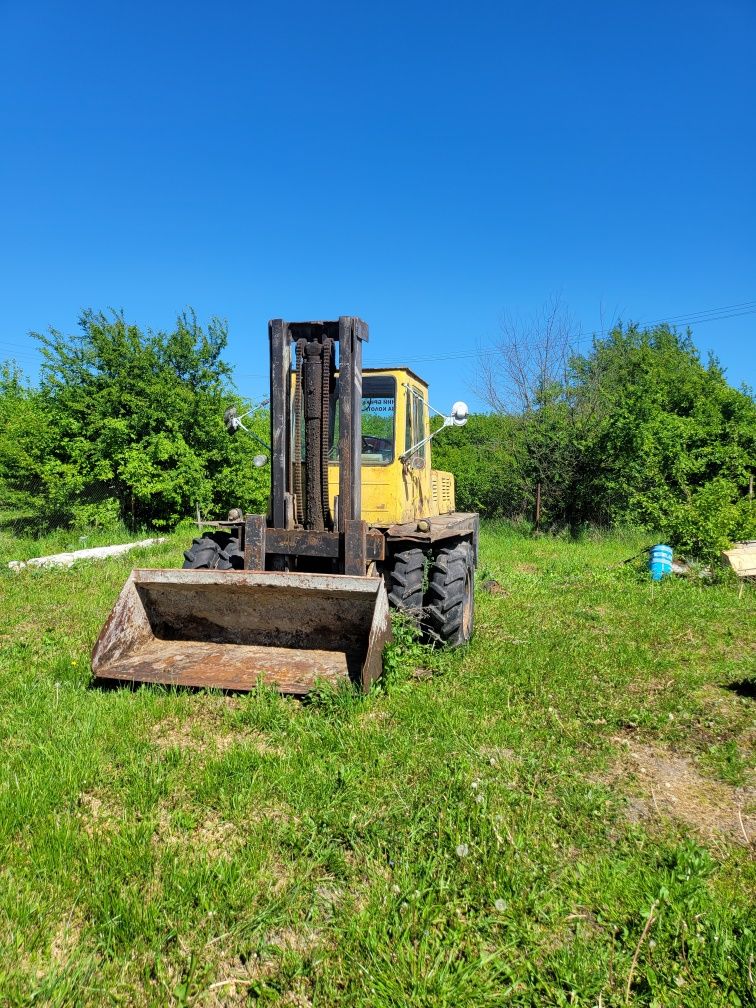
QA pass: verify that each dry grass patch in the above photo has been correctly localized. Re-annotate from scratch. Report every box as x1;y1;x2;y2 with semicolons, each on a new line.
198;927;321;1007
151;714;280;757
607;735;755;847
49;911;84;970
76;789;125;836
479;745;517;767
15;909;91;988
149;801;242;859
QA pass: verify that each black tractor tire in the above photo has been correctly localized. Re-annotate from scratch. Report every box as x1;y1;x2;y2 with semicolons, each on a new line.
387;547;425;616
182;532;244;571
424;541;475;645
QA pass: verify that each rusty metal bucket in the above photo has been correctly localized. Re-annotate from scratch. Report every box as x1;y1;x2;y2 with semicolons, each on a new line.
91;569;392;695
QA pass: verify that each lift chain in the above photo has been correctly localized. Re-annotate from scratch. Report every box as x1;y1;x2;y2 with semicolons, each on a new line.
320;337;333;530
293;338;305;526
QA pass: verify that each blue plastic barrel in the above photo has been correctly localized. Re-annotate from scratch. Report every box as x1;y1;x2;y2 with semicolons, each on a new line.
649;544;673;581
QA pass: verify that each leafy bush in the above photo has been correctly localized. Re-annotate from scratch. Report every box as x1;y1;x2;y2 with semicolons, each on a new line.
0;310;270;530
458;323;756;556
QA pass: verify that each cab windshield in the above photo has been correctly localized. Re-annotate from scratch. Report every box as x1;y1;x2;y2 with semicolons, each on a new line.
330;375;396;465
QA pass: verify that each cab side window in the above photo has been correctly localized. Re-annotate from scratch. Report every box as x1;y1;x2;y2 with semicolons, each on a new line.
404;387;427;464
405;392;414;454
412;392;426;464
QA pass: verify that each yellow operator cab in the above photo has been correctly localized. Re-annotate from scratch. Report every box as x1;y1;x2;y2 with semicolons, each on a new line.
325;368;457;527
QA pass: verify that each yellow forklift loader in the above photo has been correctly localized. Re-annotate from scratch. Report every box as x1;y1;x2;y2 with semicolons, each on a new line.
92;317;478;695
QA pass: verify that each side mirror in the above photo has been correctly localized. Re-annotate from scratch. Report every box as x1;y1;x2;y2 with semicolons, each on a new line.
449;401;469;427
223;403;272;455
399;393;470;464
224;406;241;435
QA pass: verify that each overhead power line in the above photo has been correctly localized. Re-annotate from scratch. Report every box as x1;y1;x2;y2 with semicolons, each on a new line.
2;299;754;372
369;300;756;367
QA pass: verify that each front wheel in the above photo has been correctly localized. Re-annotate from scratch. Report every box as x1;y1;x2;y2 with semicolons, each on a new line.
387;547;425;616
424;542;475;645
182;532;244;570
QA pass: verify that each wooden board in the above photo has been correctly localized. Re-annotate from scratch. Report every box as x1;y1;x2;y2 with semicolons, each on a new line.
722;542;756;578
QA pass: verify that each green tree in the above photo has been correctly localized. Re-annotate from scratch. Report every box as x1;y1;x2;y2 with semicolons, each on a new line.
2;310;270;530
430;412;524;517
0;362;54;517
569;324;756;555
474;309;756;555
477;296;593;527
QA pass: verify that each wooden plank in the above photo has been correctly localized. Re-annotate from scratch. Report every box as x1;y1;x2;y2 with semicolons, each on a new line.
244;514;266;571
344;519;367;575
721;542;756;578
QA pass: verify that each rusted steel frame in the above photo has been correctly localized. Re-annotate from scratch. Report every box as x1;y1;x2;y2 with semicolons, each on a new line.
359;580;392;691
244;514;266;570
263;527;384;561
469;512;480;565
343;519;367;576
269;319;291;530
337;316;366;533
385;512;478;539
384;513;479;565
91;568;393;696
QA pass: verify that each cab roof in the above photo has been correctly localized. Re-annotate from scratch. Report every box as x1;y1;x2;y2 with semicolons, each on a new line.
362;366;428;388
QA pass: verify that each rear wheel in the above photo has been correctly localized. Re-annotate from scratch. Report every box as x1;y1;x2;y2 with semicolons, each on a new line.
387;548;425;616
182;532;244;570
424;541;475;645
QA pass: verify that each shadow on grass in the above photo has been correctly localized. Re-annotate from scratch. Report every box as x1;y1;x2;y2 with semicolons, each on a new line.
722;677;756;700
0;509;46;538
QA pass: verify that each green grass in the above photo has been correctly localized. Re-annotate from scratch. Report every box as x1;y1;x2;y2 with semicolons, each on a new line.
0;523;753;1006
0;510;166;567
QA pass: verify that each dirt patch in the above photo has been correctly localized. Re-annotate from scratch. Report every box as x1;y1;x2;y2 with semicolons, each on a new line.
607;736;755;847
480;745;517;766
77;790;125;836
49;912;83;968
515;563;539;575
203;929;319;1006
410;667;435;681
151;804;242;858
151;715;280;757
266;926;320;955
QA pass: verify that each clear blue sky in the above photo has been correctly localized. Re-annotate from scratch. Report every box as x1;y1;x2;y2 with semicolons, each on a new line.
1;0;754;411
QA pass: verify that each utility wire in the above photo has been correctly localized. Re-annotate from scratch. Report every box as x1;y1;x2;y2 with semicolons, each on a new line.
369;302;756;367
2;299;754;371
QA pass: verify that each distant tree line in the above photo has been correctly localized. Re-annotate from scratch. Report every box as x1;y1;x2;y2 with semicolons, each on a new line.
432;313;756;556
1;307;754;557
